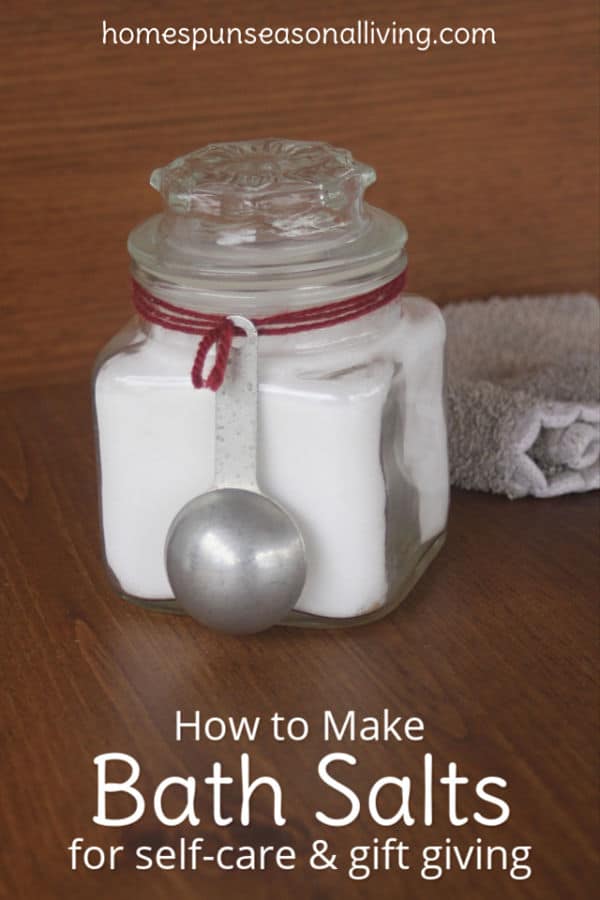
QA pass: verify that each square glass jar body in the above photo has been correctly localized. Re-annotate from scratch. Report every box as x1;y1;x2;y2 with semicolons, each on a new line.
93;294;449;627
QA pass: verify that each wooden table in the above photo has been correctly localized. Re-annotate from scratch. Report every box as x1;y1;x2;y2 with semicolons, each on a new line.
0;381;597;898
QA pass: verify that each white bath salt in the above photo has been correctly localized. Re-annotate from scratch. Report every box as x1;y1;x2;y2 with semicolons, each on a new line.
393;296;449;543
95;295;448;618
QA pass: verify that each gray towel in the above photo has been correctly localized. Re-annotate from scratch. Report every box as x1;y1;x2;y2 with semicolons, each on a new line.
444;293;600;498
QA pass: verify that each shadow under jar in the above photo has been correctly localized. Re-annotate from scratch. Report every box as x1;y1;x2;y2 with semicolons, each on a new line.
93;139;449;628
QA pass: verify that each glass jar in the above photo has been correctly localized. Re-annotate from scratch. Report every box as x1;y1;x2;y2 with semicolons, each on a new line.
93;139;449;628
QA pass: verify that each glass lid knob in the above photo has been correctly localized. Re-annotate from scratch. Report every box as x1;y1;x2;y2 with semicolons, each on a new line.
150;138;376;244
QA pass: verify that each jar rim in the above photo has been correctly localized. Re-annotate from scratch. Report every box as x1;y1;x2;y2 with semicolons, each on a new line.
130;207;406;309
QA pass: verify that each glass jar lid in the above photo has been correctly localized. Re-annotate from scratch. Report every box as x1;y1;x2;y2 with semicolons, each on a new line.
128;139;407;307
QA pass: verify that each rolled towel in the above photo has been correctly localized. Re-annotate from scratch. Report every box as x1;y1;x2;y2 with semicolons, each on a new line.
443;293;600;498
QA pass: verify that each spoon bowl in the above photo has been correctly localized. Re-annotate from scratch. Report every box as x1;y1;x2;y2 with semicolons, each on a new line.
166;488;306;634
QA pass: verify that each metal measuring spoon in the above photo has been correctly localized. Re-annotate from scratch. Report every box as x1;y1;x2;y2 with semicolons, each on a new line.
165;316;306;634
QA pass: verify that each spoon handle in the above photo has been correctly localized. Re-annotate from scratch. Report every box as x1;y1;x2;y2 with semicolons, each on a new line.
214;316;259;491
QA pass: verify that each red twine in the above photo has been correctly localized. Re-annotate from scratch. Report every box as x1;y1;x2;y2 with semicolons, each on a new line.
131;269;407;390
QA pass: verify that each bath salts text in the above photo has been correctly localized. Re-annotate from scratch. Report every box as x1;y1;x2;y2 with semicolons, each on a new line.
67;709;532;882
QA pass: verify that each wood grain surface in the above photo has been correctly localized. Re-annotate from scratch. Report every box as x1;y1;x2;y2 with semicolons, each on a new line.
1;0;598;389
0;381;598;899
1;3;598;897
